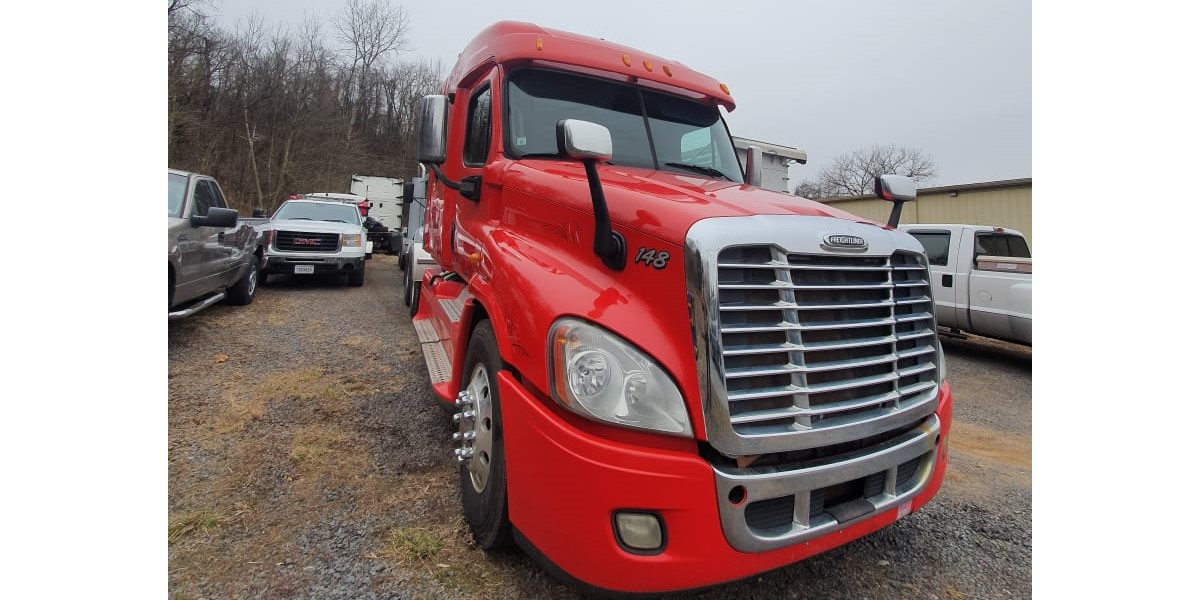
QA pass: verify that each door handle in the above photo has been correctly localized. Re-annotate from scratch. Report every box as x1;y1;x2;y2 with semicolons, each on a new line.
941;274;953;287
177;234;189;241
218;232;226;242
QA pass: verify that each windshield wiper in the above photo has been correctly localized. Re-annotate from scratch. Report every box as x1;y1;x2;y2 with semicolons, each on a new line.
322;219;351;223
663;162;732;181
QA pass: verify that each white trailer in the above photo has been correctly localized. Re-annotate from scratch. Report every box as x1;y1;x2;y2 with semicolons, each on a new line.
350;175;405;232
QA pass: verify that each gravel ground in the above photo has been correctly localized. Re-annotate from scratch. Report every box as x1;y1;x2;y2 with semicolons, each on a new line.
168;257;1031;600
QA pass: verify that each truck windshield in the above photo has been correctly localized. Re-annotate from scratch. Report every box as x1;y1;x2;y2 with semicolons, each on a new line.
168;173;187;217
273;202;361;225
506;68;744;183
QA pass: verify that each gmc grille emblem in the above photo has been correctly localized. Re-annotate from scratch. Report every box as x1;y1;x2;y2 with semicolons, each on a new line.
294;238;320;245
822;234;868;252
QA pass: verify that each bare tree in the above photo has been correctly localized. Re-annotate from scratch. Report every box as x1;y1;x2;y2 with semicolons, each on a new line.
333;0;410;138
792;180;828;200
794;144;936;199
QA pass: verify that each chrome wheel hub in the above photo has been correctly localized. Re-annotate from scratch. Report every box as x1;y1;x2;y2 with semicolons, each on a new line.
452;363;494;493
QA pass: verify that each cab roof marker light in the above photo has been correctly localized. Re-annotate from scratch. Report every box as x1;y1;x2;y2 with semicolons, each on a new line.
536;37;543;51
622;54;632;67
719;82;731;95
643;59;653;72
662;65;673;77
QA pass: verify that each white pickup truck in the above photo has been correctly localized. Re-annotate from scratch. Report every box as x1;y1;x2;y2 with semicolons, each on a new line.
258;198;369;287
899;224;1032;345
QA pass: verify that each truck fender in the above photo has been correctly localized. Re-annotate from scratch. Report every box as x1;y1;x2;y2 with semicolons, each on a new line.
458;275;518;369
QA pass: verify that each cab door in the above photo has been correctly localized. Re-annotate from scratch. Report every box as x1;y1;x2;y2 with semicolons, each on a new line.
188;179;234;289
446;68;500;281
904;228;959;328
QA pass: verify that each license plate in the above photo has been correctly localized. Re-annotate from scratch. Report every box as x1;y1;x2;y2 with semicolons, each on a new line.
294;264;315;274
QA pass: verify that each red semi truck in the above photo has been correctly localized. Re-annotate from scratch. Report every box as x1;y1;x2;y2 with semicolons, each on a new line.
410;21;953;595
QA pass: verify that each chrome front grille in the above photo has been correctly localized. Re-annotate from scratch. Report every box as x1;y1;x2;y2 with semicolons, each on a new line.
686;215;942;457
719;248;937;434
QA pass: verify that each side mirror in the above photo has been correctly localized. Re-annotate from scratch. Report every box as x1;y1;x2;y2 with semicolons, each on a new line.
417;95;449;164
556;119;613;161
555;119;625;270
875;174;917;228
743;146;763;187
191;206;238;228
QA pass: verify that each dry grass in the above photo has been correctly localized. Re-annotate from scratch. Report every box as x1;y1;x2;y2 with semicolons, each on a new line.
289;424;351;465
168;510;231;543
387;527;446;562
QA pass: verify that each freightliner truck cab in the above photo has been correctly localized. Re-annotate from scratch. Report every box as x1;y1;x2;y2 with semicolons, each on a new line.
410;20;953;596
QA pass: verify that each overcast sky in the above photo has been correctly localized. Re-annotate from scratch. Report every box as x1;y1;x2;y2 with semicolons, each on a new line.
211;0;1031;189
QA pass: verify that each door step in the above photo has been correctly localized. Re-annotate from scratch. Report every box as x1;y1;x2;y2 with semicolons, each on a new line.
413;318;439;344
413;316;451;385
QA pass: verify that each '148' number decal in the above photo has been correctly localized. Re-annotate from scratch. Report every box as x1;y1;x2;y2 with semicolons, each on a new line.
634;247;670;270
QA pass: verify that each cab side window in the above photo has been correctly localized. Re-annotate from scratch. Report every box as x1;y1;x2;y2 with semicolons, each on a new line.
463;85;492;166
192;180;215;216
909;231;951;266
974;233;1031;258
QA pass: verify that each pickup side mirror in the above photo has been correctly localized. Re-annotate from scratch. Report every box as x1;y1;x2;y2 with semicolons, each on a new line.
191;206;238;228
875;174;917;228
417;95;449;164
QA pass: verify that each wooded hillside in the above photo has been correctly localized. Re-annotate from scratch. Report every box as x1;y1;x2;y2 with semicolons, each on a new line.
168;0;442;214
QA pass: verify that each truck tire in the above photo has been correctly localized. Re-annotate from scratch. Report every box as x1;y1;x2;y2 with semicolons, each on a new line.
348;264;366;287
225;260;258;305
457;321;512;550
406;254;420;316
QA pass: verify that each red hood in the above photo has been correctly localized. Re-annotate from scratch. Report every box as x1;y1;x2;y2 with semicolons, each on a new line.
501;160;886;245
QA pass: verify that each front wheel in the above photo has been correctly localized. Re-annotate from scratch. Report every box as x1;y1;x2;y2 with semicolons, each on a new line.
225;259;258;305
455;321;512;550
348;264;365;287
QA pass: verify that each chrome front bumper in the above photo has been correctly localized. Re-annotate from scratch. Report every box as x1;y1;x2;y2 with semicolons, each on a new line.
712;414;940;553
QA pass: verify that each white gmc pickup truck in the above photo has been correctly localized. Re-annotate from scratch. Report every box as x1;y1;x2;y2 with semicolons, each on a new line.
258;198;369;287
899;224;1032;346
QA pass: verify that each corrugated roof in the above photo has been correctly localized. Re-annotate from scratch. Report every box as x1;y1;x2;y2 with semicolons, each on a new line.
820;177;1032;202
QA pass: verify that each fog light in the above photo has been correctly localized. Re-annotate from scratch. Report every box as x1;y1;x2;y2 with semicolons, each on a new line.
613;512;664;553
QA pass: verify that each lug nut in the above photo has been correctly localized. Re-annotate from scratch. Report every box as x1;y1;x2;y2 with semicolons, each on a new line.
461;410;476;421
455;391;472;407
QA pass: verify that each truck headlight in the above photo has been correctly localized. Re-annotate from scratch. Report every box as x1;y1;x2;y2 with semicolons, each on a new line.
549;318;692;437
341;233;362;247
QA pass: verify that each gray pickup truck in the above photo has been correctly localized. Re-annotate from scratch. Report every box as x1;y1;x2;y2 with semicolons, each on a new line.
168;169;264;319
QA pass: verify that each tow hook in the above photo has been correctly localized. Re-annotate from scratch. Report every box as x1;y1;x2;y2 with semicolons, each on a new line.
452;390;475;463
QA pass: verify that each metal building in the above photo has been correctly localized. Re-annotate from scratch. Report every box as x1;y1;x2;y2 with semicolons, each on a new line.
815;178;1033;249
732;137;808;193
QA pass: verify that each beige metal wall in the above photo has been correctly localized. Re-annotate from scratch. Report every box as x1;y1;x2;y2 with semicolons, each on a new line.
818;181;1033;249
